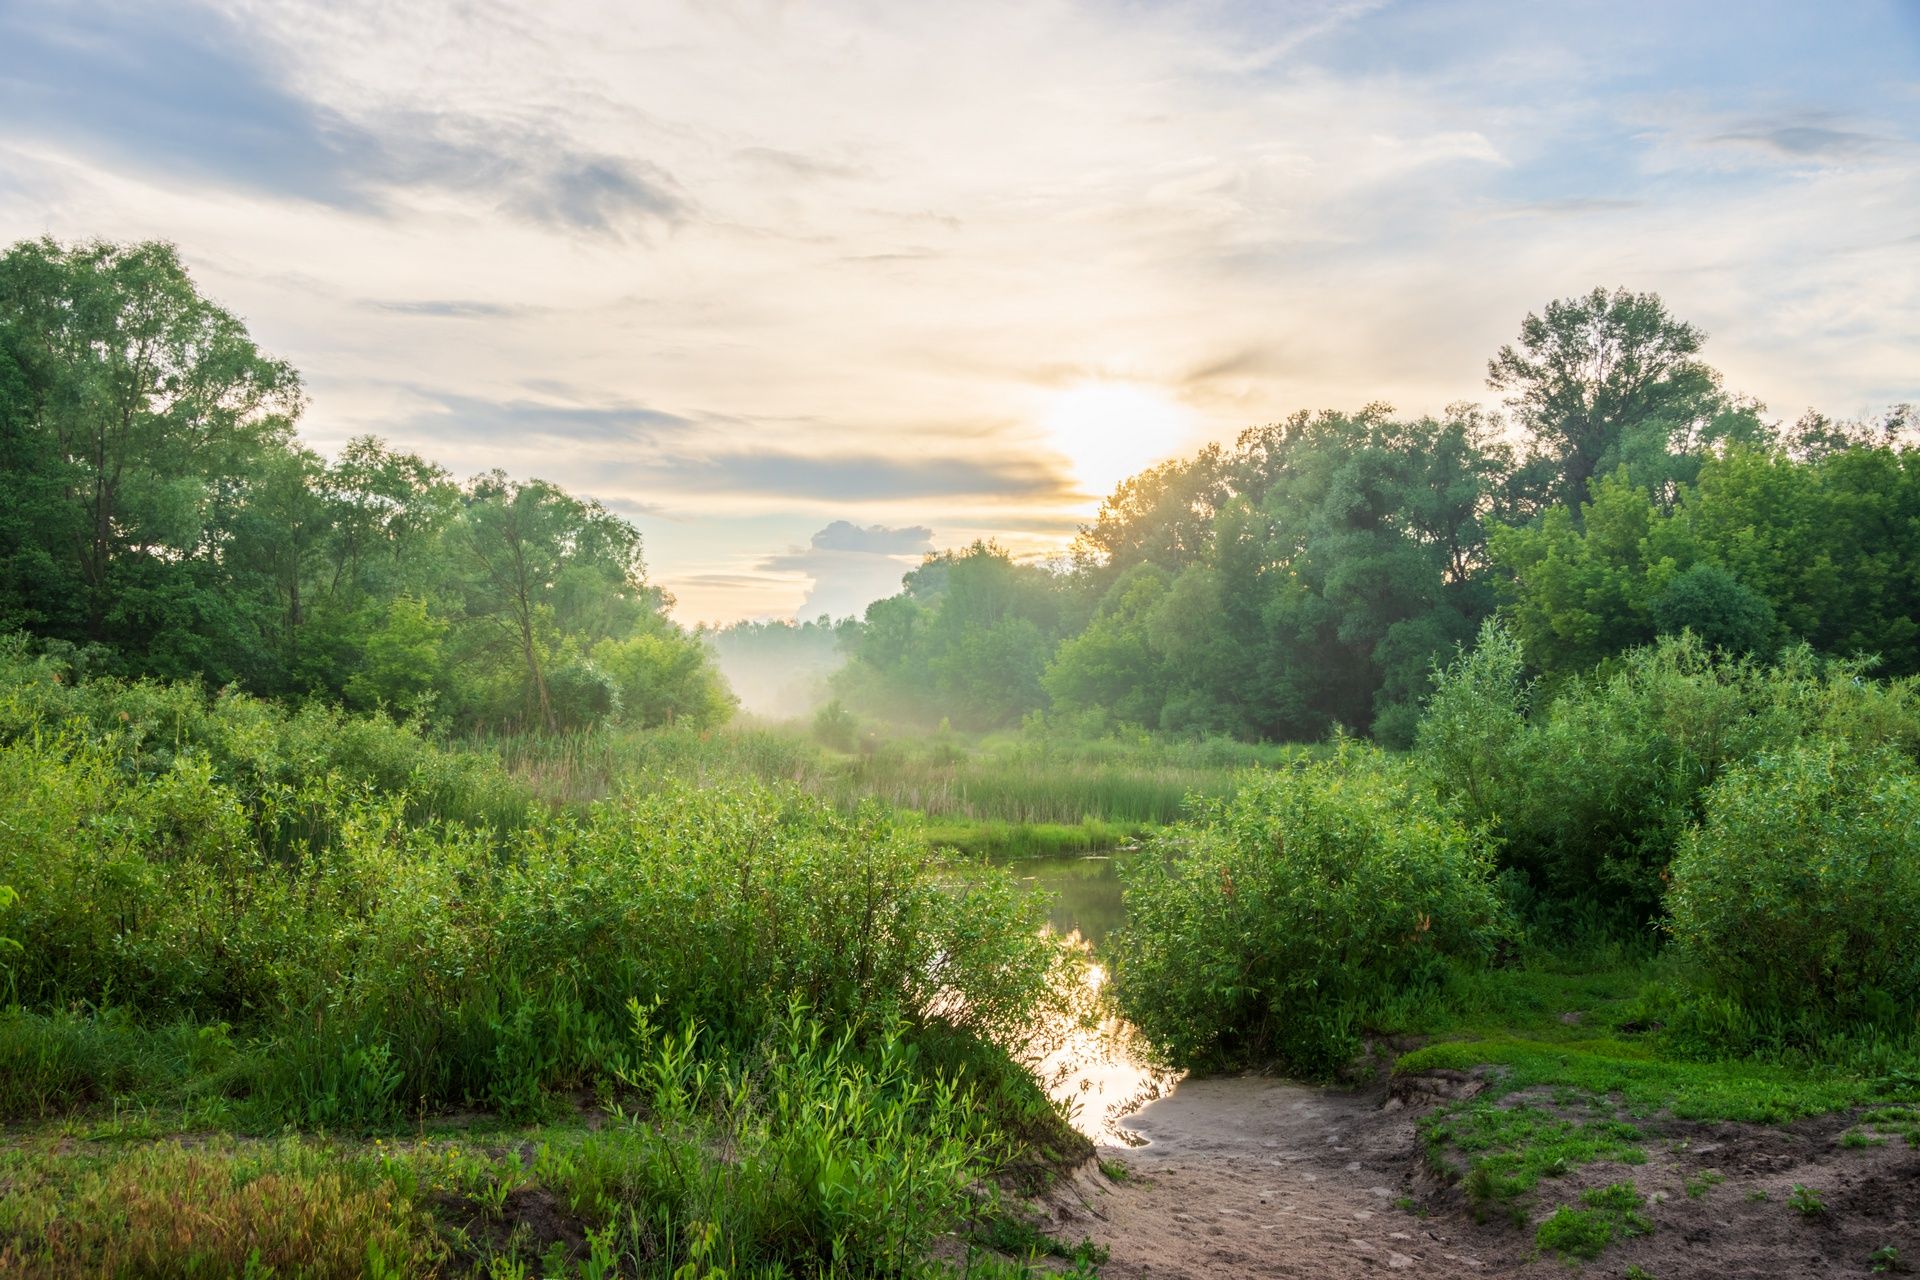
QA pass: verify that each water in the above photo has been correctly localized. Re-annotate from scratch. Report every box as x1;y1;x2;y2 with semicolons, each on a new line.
1002;851;1129;949
997;851;1183;1146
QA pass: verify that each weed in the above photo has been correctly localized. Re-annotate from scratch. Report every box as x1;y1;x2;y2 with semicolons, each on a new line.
1788;1184;1826;1216
975;1213;1110;1268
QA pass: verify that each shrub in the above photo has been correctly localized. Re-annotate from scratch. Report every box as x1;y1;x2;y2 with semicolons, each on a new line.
1666;741;1920;1033
1110;750;1511;1074
813;698;858;750
0;688;1061;1121
1421;624;1920;920
545;658;621;731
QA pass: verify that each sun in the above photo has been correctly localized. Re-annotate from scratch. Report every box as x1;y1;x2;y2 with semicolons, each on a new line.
1042;381;1195;503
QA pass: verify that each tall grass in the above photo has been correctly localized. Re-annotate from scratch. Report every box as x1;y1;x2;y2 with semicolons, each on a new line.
478;717;1315;827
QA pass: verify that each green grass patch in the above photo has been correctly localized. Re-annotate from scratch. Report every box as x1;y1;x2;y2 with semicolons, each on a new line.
1396;1034;1892;1124
973;1213;1110;1269
1852;1105;1920;1148
921;816;1147;858
1421;1099;1646;1221
1534;1181;1652;1261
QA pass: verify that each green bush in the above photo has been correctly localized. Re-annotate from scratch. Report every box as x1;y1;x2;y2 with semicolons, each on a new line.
0;649;1064;1124
1667;741;1920;1033
1421;623;1920;920
1110;751;1511;1074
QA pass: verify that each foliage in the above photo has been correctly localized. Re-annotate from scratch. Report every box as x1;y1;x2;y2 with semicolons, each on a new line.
1666;742;1920;1034
1494;442;1920;680
835;542;1066;730
1420;624;1920;918
0;237;729;735
537;1005;993;1276
1486;285;1725;510
0;651;1062;1128
1110;750;1511;1073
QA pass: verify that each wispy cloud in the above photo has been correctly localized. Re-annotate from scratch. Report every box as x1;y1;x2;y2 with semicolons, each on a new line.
1710;114;1884;162
369;299;537;319
0;0;686;235
403;390;693;444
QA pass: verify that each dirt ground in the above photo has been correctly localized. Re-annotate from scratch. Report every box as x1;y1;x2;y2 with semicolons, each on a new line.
1039;1075;1920;1279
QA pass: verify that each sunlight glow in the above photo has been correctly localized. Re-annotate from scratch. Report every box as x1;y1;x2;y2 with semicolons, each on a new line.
1042;382;1196;502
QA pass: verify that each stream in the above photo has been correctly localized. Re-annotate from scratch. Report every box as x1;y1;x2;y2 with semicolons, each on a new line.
996;851;1183;1145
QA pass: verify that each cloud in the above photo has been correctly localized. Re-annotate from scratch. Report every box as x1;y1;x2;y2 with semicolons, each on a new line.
760;521;936;619
645;452;1070;502
404;390;692;444
1711;118;1881;161
0;0;685;234
736;147;865;182
369;299;535;319
808;520;936;554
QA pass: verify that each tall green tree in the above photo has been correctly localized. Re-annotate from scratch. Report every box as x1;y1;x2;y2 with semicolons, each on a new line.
1487;287;1722;510
0;238;303;680
453;472;653;731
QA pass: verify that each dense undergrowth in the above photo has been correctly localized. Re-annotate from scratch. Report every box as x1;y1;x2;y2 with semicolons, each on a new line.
1111;625;1920;1078
0;641;1094;1276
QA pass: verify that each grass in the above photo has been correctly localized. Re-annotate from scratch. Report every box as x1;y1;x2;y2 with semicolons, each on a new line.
0;1135;443;1277
479;719;1294;828
1401;944;1919;1236
1421;1099;1646;1222
1534;1180;1652;1261
919;816;1146;858
972;1213;1110;1270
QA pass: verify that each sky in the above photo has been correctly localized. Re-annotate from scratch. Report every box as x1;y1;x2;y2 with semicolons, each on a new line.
2;0;1917;624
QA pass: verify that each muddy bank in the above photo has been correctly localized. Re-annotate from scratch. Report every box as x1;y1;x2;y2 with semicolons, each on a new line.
1039;1076;1920;1278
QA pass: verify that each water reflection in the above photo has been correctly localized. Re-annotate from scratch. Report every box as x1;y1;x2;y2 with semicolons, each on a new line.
999;853;1183;1146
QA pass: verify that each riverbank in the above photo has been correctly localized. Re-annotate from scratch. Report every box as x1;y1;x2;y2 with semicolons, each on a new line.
1052;1069;1918;1279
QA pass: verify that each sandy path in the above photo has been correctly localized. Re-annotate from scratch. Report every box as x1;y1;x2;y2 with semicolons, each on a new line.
1047;1077;1522;1278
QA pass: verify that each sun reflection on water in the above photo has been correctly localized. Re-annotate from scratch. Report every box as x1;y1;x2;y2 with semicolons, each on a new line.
1032;929;1183;1147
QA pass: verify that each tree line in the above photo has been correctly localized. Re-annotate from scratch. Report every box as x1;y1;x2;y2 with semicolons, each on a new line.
830;289;1916;741
0;237;730;731
7;236;1912;744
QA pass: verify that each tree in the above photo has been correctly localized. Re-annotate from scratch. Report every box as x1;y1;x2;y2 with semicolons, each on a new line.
835;543;1066;729
1650;563;1776;657
0;238;302;658
454;472;651;731
1488;287;1721;510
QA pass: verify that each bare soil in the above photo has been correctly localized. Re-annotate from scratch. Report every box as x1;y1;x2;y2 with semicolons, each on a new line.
1039;1076;1920;1278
